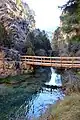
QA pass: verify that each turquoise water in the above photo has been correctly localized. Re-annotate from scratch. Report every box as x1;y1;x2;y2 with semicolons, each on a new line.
26;68;64;120
0;68;64;120
26;89;64;120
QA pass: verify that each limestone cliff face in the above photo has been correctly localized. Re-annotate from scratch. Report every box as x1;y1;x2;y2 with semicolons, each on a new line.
52;25;80;92
52;23;80;57
51;9;80;92
51;27;69;56
0;0;35;29
0;0;51;59
0;0;35;55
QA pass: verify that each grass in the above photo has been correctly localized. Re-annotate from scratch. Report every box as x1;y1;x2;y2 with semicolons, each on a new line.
0;74;31;84
37;93;80;120
77;71;80;76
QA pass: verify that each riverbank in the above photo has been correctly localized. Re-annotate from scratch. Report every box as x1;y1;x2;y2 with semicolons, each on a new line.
35;92;80;120
34;69;80;120
0;67;65;120
0;57;34;79
0;70;51;120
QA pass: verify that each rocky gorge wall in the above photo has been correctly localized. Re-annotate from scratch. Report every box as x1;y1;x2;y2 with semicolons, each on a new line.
0;0;52;78
51;0;80;93
0;0;51;58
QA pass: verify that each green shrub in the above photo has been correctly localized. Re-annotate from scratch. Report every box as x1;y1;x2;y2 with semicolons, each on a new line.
0;24;12;48
26;47;35;55
70;35;80;43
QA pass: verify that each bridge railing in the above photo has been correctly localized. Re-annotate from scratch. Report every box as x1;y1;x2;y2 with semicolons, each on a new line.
20;56;80;68
0;56;80;68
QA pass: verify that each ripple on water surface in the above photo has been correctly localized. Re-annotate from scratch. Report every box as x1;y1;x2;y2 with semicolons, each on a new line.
26;68;64;119
0;68;64;120
26;88;64;120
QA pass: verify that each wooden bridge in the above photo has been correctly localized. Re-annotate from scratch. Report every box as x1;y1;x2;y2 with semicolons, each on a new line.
21;56;80;68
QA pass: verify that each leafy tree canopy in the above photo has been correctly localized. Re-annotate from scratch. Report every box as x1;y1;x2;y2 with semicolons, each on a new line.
60;0;80;33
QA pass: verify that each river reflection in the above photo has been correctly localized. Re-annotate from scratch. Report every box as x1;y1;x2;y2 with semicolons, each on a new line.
26;88;64;120
0;68;64;120
26;68;64;120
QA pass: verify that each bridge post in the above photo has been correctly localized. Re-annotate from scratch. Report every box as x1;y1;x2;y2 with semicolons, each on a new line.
33;56;34;65
41;57;42;65
25;56;27;68
61;57;62;68
3;58;5;71
72;57;74;68
43;57;45;63
50;57;52;67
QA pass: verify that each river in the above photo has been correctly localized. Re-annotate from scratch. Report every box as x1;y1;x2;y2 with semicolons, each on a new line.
0;67;64;120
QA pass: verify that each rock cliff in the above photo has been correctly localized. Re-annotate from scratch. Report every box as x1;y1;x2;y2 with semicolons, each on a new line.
0;0;52;77
52;0;80;57
0;0;51;59
51;0;80;92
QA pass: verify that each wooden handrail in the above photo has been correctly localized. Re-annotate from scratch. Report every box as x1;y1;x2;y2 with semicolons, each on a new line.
21;56;80;59
21;59;80;63
0;56;80;68
20;55;80;68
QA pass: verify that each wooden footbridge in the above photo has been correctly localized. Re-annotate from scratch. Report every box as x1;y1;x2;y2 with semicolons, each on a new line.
20;56;80;68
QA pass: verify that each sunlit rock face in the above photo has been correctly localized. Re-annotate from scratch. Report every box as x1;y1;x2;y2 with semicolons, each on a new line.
0;0;35;55
52;11;80;57
52;25;80;57
0;0;52;58
51;27;69;56
51;9;80;93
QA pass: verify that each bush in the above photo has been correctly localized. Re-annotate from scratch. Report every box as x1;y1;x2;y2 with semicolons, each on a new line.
0;24;12;48
26;47;35;55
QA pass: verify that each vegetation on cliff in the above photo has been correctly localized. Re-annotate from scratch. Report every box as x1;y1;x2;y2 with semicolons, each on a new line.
48;1;80;120
52;0;80;56
0;24;12;48
0;0;51;78
51;0;80;92
0;0;51;58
